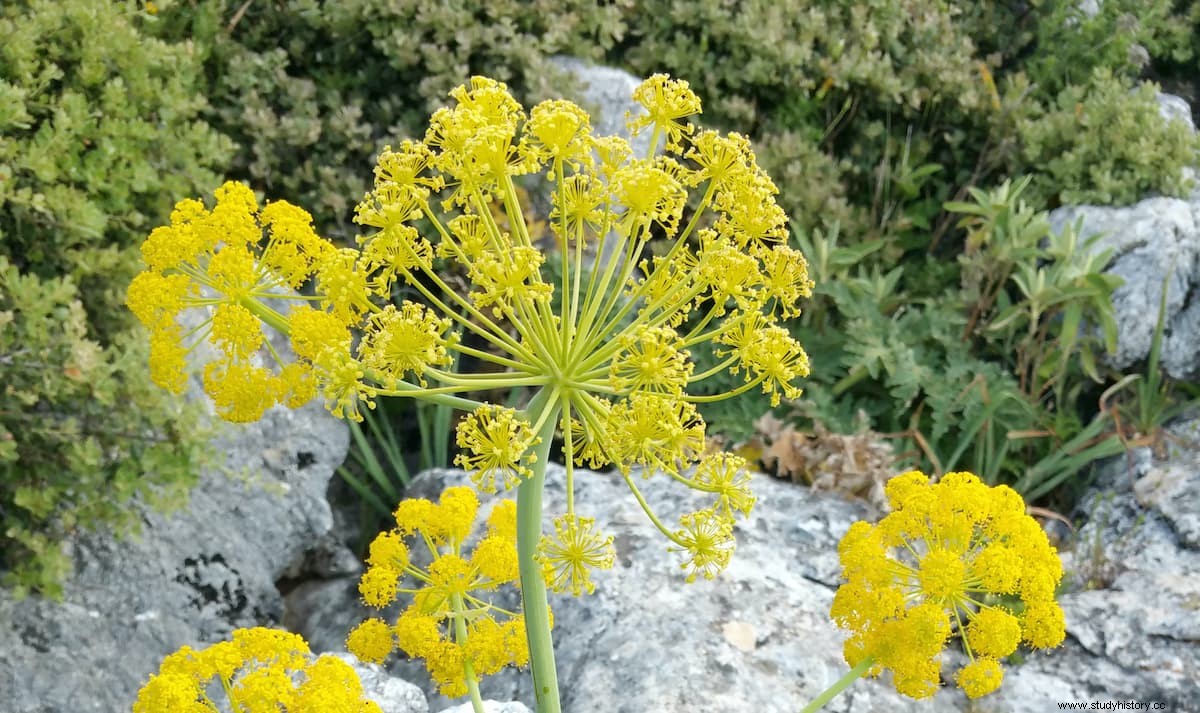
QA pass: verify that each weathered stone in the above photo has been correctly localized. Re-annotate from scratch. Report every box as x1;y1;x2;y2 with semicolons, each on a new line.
1053;417;1200;709
284;574;373;654
1048;196;1200;379
1158;93;1195;133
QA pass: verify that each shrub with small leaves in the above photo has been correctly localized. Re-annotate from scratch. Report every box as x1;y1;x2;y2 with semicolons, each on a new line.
0;258;206;598
603;0;987;241
0;0;224;597
0;0;233;337
150;0;624;238
1015;0;1193;96
1014;68;1200;207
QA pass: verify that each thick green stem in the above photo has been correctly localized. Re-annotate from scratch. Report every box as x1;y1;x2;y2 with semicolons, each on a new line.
517;390;563;713
799;656;875;713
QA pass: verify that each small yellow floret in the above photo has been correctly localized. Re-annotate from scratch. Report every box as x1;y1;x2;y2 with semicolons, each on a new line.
956;657;1004;698
472;534;520;586
435;486;480;543
1022;600;1067;649
967;607;1023;659
537;514;616;596
454;405;540;493
393;497;437;536
148;327;189;394
357;565;400;608
210;304;264;359
202;361;282;423
346;618;395;665
366;530;409;571
393;611;441;659
918;548;967;604
672;508;735;583
628;73;702;152
357;301;452;385
523;99;593;166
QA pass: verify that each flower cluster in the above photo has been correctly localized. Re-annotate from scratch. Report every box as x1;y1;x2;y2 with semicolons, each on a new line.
128;73;811;585
125;182;331;422
831;471;1066;700
133;627;381;713
345;487;529;698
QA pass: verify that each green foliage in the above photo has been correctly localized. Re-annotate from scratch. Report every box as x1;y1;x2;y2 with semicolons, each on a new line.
0;259;207;598
1017;0;1193;95
604;0;987;243
337;391;457;526
613;0;984;126
949;178;1122;400
1014;69;1200;207
150;0;624;239
0;0;221;596
0;0;233;337
1103;273;1200;455
790;179;1129;495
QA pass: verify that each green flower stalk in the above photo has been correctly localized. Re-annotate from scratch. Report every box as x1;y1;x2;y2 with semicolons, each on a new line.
127;74;812;712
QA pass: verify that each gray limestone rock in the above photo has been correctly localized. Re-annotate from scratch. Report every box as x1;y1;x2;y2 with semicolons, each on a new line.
1052;418;1200;710
1048;195;1200;379
1045;92;1200;381
1158;93;1196;133
284;574;373;655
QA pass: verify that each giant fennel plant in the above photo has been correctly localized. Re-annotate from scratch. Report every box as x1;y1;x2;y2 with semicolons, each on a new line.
129;75;1063;711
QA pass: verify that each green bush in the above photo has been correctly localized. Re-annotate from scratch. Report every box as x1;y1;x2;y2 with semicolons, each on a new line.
1016;0;1193;96
604;0;986;242
0;0;225;597
150;0;624;239
1014;69;1199;207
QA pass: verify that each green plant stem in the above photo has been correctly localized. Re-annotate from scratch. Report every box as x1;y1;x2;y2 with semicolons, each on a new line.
518;390;563;713
452;593;486;713
799;656;874;713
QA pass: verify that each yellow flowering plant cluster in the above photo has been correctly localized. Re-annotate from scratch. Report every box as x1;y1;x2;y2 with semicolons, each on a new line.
127;72;813;713
803;470;1066;710
132;627;382;713
345;486;530;703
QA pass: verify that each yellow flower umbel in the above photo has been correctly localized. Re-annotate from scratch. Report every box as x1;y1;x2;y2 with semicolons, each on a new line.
133;627;382;713
813;471;1065;708
346;487;528;702
129;73;812;713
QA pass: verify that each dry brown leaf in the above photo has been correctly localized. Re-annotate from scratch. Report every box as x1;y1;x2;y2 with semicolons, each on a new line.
753;413;897;512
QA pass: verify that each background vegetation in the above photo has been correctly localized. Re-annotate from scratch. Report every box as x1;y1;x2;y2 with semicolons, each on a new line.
4;0;1199;593
0;0;225;596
